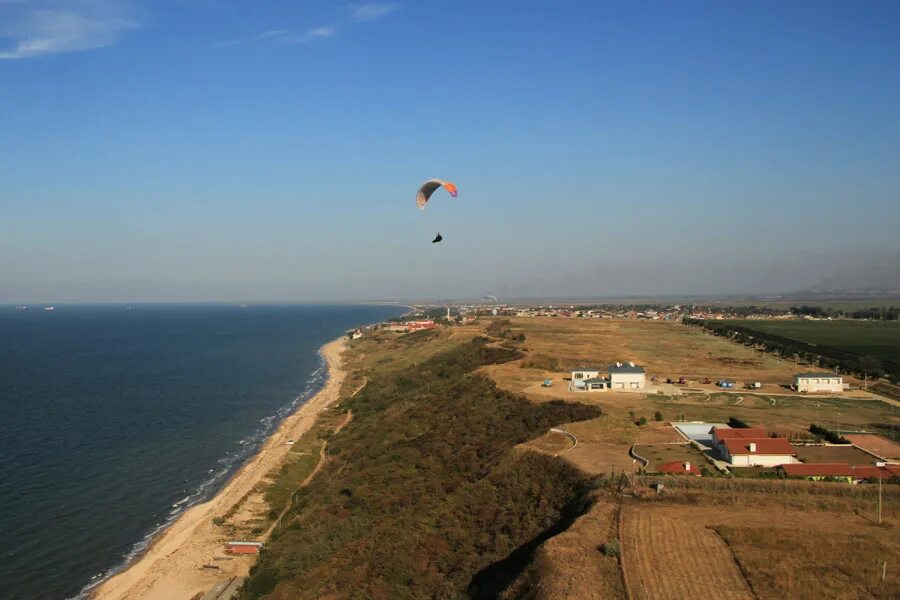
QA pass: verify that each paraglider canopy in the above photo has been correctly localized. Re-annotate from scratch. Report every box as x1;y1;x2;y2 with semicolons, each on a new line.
432;233;443;244
416;179;458;210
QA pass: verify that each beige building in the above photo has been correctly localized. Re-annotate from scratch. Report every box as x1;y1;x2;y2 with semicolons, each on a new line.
571;362;645;392
609;362;646;390
794;372;843;393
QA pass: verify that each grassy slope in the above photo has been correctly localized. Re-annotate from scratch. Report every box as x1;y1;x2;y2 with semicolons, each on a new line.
241;334;601;599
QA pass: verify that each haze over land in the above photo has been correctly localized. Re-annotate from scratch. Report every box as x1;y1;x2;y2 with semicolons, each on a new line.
2;1;899;303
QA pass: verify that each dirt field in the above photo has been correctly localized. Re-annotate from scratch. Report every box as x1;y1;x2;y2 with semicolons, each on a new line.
794;444;882;465
624;481;900;600
620;505;754;600
845;434;900;460
489;318;800;384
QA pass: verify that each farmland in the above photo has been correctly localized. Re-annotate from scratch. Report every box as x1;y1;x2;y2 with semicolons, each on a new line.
621;506;754;600
474;316;899;599
718;318;900;379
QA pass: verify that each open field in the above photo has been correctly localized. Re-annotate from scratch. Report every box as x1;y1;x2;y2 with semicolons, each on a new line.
845;434;900;460
484;318;799;385
794;444;882;465
723;318;900;377
620;505;754;600
625;479;900;600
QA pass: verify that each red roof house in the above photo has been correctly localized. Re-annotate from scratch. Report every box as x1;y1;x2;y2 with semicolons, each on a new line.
656;461;702;476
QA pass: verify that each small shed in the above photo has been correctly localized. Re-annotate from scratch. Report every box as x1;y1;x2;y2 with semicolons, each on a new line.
226;541;263;555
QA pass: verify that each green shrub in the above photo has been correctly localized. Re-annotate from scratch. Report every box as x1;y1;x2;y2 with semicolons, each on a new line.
600;539;620;557
242;337;601;599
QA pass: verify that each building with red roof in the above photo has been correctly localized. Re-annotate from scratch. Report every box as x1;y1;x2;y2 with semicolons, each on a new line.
656;460;702;476
778;462;900;483
710;426;797;467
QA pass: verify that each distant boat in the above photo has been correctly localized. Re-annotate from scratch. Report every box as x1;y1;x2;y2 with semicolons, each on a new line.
15;305;28;310
44;306;55;311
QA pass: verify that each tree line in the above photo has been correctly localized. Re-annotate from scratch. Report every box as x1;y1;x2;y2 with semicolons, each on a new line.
686;319;897;383
790;304;900;320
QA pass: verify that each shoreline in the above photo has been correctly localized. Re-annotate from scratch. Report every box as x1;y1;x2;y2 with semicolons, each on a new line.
91;336;349;600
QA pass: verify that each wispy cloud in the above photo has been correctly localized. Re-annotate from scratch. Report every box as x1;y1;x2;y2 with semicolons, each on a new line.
0;1;139;60
215;3;398;50
349;2;398;22
217;25;338;48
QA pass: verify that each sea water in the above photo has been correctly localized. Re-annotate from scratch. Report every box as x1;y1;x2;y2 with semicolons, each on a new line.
0;304;406;600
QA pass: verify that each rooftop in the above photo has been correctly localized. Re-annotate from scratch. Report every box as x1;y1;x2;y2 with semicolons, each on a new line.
608;362;645;374
722;437;795;456
795;372;841;379
657;461;701;475
711;427;768;440
779;463;900;479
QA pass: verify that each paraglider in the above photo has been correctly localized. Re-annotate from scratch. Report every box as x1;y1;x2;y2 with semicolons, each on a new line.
417;179;457;243
416;179;458;210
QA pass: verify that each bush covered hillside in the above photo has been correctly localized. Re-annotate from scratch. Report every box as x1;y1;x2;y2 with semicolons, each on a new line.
242;337;600;599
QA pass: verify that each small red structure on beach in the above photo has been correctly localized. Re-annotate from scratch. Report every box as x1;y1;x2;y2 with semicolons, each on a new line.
226;541;263;555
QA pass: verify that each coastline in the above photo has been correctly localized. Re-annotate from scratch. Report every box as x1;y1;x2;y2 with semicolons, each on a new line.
91;336;348;600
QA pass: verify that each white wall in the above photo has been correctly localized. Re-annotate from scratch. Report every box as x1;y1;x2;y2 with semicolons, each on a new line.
571;370;601;380
795;377;843;393
727;453;796;467
610;372;646;390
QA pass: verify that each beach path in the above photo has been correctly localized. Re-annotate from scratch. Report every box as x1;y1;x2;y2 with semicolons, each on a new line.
92;338;348;600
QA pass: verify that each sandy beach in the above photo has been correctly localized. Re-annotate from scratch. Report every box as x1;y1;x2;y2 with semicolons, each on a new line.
92;337;348;600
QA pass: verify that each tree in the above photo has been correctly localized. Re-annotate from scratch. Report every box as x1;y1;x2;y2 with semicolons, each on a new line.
653;411;664;422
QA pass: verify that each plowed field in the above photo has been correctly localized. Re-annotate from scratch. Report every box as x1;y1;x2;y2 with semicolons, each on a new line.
621;506;753;600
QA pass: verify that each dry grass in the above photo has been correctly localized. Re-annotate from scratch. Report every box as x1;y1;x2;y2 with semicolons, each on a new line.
620;505;754;600
623;481;899;600
493;318;799;383
715;526;897;599
794;444;882;466
845;434;900;460
502;497;626;600
521;430;575;456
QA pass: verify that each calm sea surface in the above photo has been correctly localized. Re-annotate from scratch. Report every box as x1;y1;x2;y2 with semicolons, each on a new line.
0;304;406;600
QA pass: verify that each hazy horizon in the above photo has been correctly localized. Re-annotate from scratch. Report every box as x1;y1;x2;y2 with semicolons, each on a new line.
3;1;899;303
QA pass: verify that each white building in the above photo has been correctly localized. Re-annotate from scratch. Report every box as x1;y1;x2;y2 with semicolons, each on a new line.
711;427;797;467
570;362;645;392
794;372;843;393
570;368;602;382
608;362;646;390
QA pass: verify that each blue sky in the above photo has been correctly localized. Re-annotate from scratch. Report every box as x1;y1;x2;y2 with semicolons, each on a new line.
2;1;899;302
